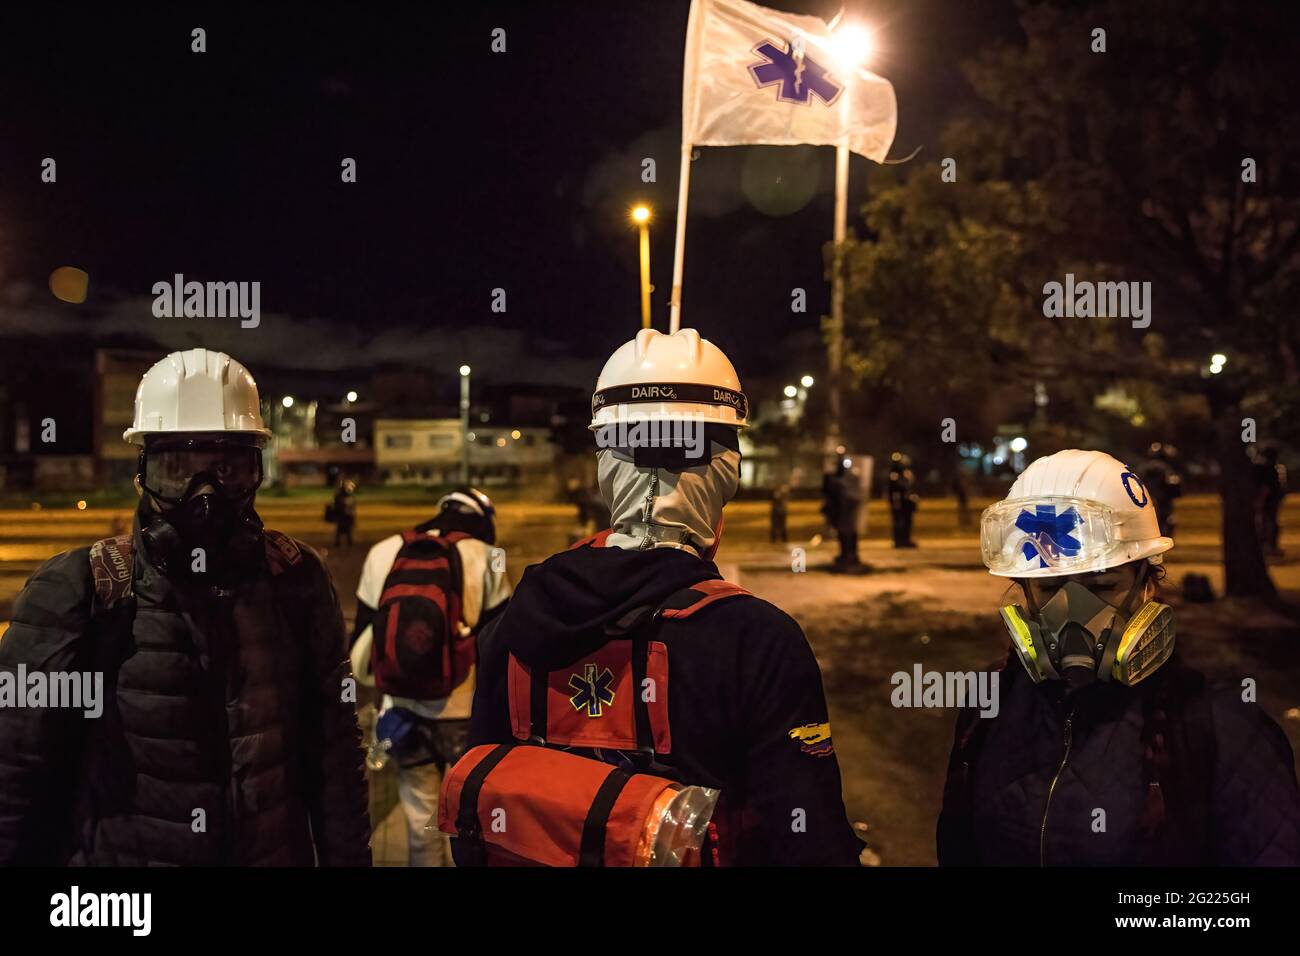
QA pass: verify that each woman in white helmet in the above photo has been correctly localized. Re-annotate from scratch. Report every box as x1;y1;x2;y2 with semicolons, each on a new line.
458;328;861;866
937;449;1300;866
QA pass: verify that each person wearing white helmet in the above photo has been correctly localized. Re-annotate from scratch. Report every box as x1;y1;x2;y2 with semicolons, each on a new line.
457;329;861;866
937;449;1300;866
0;348;371;866
350;486;511;866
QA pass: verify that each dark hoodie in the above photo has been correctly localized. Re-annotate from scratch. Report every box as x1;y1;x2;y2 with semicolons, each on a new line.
469;539;861;866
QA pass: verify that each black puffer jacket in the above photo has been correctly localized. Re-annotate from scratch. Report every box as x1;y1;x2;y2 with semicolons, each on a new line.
938;652;1300;866
0;521;372;866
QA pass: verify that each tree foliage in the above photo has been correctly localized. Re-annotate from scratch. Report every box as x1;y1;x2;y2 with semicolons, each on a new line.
839;0;1300;594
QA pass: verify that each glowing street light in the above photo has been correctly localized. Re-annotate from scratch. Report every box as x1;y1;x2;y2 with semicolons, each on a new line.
784;384;799;398
800;374;815;388
346;390;358;403
460;365;472;484
828;23;875;70
632;205;653;330
281;396;294;409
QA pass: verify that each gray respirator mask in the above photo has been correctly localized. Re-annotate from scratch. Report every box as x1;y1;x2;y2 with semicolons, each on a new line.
998;564;1175;688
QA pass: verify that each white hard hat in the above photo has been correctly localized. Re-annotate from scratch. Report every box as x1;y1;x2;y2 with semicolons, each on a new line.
438;488;495;519
981;449;1173;578
123;348;272;445
589;328;748;429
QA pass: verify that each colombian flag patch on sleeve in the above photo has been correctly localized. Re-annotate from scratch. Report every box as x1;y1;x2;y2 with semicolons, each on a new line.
788;722;834;757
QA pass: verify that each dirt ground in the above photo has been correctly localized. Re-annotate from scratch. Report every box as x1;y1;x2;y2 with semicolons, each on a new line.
3;495;1298;865
742;547;1300;866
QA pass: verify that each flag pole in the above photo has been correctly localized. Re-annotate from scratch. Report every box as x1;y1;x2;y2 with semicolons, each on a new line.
669;142;693;333
827;137;848;455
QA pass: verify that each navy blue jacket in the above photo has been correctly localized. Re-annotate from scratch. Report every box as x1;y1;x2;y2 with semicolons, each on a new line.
468;537;861;866
938;653;1300;866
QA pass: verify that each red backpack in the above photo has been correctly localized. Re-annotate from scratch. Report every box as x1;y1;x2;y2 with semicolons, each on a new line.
439;577;752;866
370;529;472;699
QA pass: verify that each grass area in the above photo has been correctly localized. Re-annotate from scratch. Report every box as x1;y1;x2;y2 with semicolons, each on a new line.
0;482;557;509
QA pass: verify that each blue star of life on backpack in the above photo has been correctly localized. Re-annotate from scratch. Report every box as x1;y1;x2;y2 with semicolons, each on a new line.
1016;504;1084;568
748;38;842;106
569;663;617;718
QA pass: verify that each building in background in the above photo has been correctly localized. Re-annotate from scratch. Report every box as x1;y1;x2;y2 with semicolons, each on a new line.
375;418;464;485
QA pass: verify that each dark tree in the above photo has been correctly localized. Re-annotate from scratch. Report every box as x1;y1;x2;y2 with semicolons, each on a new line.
839;0;1300;596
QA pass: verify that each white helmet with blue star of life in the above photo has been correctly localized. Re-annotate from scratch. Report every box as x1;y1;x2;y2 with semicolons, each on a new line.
981;449;1173;578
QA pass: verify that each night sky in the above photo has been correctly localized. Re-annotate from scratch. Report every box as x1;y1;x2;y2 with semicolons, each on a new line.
0;1;1022;382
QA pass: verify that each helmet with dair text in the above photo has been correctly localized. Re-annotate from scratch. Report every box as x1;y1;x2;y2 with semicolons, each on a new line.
590;328;748;429
124;348;272;445
981;449;1173;579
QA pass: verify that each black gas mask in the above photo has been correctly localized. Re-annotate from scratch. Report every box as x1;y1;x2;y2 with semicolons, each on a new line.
138;436;264;573
999;562;1175;689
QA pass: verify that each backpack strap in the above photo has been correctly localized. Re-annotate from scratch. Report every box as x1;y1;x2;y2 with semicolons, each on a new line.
658;579;752;619
263;528;305;577
453;742;516;866
570;529;614;550
89;534;135;609
436;531;468;604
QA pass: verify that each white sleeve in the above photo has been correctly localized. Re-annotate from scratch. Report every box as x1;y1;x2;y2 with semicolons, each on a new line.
455;539;513;630
356;534;402;610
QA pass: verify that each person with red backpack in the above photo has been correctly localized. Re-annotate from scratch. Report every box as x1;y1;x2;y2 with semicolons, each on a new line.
351;488;511;866
938;449;1300;865
445;328;861;866
0;349;371;866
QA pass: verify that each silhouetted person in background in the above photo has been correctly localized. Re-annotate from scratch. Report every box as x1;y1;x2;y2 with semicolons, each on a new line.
770;483;789;543
951;469;971;530
1140;442;1182;538
823;458;862;569
1254;445;1287;557
331;479;358;549
888;452;918;548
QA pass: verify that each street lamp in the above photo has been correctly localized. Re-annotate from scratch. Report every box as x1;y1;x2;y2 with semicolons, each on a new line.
281;396;294;409
783;384;798;398
459;365;471;484
346;390;358;403
800;374;815;389
632;205;653;330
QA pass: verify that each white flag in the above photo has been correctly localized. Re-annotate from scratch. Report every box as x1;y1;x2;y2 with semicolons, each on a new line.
682;0;897;162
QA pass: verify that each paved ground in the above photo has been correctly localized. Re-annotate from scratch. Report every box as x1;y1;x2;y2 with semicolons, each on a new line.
2;493;1298;864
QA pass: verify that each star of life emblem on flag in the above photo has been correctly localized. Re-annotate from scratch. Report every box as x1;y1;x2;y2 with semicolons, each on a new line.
748;37;842;106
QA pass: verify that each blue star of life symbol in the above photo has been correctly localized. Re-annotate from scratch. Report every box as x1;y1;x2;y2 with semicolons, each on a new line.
569;663;616;718
748;38;842;106
1016;504;1084;568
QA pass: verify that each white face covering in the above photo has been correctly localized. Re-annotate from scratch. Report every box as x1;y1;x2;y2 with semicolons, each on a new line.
597;447;741;557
